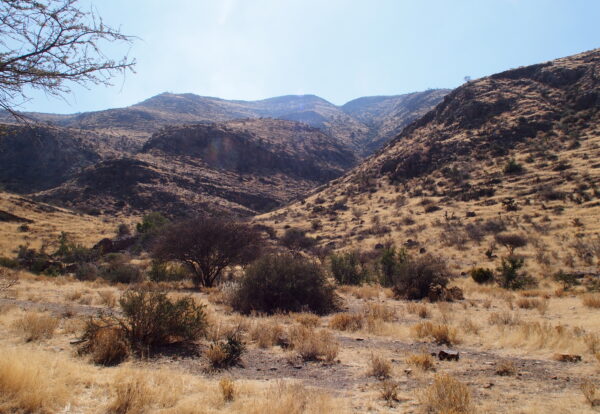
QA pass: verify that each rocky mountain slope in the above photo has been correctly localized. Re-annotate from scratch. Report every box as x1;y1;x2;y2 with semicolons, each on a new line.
0;90;448;156
0;90;446;216
32;119;356;216
258;48;600;276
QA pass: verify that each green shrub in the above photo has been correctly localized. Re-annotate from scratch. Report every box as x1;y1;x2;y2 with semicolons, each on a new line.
99;257;143;284
231;253;339;315
470;268;494;284
280;228;316;251
553;270;580;290
503;158;523;174
206;333;246;370
147;260;188;282
118;288;207;352
330;251;369;285
75;262;99;281
378;245;407;287
497;256;536;290
391;255;450;300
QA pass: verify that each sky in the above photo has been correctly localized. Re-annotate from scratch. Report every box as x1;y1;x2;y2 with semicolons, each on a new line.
17;0;600;114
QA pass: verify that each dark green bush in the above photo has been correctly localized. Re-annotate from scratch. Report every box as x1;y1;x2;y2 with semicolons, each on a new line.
75;262;99;281
147;260;189;282
503;158;523;174
280;228;316;251
329;251;369;285
391;254;450;300
470;267;494;284
99;254;143;284
553;270;580;290
496;255;536;290
118;288;207;352
378;245;407;287
231;253;339;315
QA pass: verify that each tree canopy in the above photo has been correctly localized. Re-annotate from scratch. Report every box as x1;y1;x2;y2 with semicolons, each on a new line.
0;0;135;115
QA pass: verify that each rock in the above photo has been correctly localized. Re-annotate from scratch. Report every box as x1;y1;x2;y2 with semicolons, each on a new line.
269;367;278;371
404;368;413;375
483;383;494;389
293;365;303;369
438;350;460;361
419;247;427;254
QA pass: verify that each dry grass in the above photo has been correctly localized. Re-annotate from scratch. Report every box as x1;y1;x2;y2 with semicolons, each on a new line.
582;293;600;309
516;297;549;314
495;360;517;376
581;380;600;407
367;354;392;379
107;368;187;414
97;289;118;307
329;312;364;331
418;374;474;414
219;377;235;402
407;302;431;318
363;302;396;322
82;326;130;366
412;321;460;346
293;312;320;327
249;318;285;348
406;353;435;371
289;325;338;362
0;346;75;413
12;312;59;342
489;311;521;326
379;380;400;405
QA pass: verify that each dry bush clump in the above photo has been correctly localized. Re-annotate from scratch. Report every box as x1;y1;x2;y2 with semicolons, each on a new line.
351;284;381;300
219;377;235;402
367;354;392;379
488;311;521;326
406;302;430;318
581;380;600;407
495;360;517;376
78;323;129;366
329;312;364;331
406;353;435;371
418;374;474;414
289;325;338;362
97;289;117;307
461;318;480;335
379;380;400;405
582;293;600;309
0;346;73;413
13;312;59;342
107;369;183;414
293;312;320;327
363;302;396;322
412;321;459;346
516;297;549;314
249;319;285;348
206;334;246;370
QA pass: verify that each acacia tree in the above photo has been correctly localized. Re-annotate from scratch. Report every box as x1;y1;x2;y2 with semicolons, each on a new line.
152;216;263;288
0;0;135;115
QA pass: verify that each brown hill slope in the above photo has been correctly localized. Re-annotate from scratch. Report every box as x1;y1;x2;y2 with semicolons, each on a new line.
34;119;356;216
0;91;448;156
257;48;600;276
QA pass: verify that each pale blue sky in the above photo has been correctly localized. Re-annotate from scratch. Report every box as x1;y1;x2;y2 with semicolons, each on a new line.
19;0;600;114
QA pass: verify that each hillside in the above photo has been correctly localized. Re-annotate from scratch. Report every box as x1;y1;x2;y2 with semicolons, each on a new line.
0;90;448;156
258;48;600;276
32;119;356;216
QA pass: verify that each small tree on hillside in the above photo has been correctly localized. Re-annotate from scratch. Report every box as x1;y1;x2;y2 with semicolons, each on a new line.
152;216;263;288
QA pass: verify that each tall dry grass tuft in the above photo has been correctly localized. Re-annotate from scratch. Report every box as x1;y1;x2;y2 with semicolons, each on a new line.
412;321;460;345
249;318;285;348
582;293;600;309
12;312;59;342
406;353;435;371
581;380;600;407
293;313;320;327
367;354;392;379
219;377;235;402
418;374;474;414
329;312;364;331
243;382;345;414
289;325;338;362
107;368;184;414
407;302;430;319
0;346;74;413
